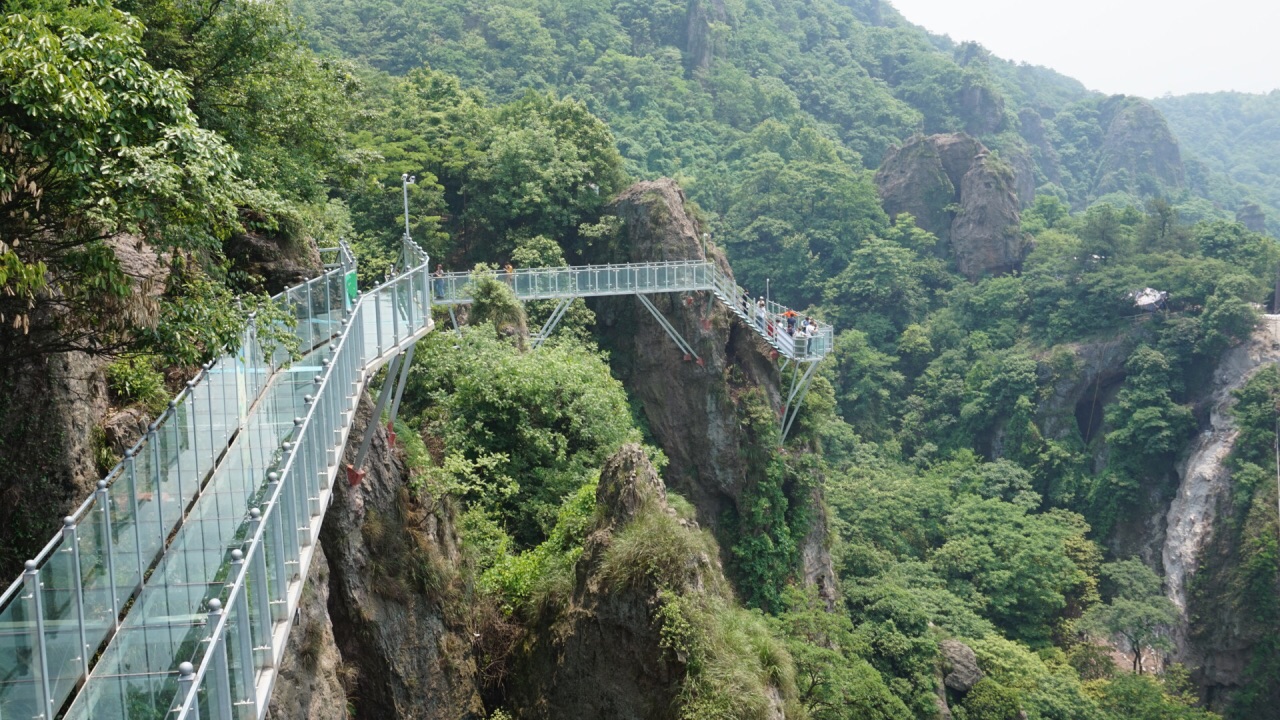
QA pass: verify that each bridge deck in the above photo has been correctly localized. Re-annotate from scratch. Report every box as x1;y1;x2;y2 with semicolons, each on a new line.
431;261;832;361
1;247;828;720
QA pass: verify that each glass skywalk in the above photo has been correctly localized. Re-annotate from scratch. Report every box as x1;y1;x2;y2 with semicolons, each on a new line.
0;234;826;720
431;261;834;361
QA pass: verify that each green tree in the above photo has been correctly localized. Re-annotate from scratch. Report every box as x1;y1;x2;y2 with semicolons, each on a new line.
0;2;242;361
403;329;641;547
1078;559;1176;674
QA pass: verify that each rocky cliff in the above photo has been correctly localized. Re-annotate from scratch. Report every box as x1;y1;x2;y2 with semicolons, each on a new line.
596;178;837;605
506;445;693;719
508;443;795;719
270;393;486;720
1092;96;1186;199
875;133;1028;280
1165;316;1280;706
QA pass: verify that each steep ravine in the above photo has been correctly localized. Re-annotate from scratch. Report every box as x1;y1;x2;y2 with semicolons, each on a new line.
1164;316;1280;683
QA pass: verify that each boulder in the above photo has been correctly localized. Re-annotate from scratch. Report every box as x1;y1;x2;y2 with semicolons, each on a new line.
951;151;1027;279
876;134;1028;280
940;639;983;693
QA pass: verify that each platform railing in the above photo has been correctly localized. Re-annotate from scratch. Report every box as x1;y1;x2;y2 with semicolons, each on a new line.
160;236;431;720
0;246;356;720
429;260;833;361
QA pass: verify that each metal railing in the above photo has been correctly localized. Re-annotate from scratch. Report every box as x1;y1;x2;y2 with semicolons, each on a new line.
0;245;358;720
430;261;833;361
4;234;821;719
157;236;430;720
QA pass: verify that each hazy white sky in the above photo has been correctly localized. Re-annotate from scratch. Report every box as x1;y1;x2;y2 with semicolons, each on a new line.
887;0;1280;97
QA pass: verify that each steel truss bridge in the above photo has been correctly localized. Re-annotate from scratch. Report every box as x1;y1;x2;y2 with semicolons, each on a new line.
0;240;831;720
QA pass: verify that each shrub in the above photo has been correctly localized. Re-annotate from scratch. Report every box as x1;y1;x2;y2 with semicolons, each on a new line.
106;356;169;416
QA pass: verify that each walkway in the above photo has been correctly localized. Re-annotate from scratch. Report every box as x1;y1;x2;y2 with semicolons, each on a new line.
0;244;830;720
431;261;833;362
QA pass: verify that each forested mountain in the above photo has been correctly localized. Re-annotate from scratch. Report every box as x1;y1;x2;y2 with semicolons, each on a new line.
1155;91;1280;236
3;0;1279;719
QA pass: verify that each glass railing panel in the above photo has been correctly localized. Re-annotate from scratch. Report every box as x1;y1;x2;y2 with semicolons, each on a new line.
37;536;82;708
77;501;119;662
0;589;40;720
107;458;146;603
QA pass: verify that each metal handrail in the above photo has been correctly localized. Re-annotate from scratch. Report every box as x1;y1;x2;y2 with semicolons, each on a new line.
429;260;833;361
0;243;358;720
162;235;432;720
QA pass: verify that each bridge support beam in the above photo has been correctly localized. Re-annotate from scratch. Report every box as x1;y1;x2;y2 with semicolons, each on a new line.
635;293;701;365
780;360;819;444
533;297;575;349
347;350;404;486
386;343;416;444
447;306;462;338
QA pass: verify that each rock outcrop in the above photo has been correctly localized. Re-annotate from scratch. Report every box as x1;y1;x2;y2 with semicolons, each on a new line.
1092;96;1186;198
507;445;693;719
958;78;1005;136
875;134;1028;280
940;639;983;693
225;229;323;295
1018;108;1062;188
597;179;838;606
1236;201;1267;234
270;392;483;717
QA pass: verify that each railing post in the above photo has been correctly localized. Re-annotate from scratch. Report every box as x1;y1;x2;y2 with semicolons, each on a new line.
62;517;90;679
247;508;276;666
94;481;121;629
149;425;164;550
125;451;146;594
24;560;52;720
175;661;199;717
306;276;315;351
266;490;288;623
206;599;234;720
204;366;216;467
392;280;401;344
375;289;384;357
229;551;257;715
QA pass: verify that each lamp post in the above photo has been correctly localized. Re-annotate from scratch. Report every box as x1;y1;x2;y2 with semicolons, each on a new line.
401;173;415;241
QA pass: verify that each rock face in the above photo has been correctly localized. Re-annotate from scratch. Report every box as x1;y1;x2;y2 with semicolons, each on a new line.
597;179;838;606
1236;201;1267;234
940;639;983;692
0;236;168;573
958;79;1005;136
1018;108;1062;188
1092;96;1186;198
315;393;486;719
875;133;1028;280
508;445;690;719
267;546;348;720
1164;316;1280;700
685;0;726;72
225;230;323;295
952;151;1026;279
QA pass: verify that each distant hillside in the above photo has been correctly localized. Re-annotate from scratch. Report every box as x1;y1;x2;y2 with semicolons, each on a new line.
1155;91;1280;235
292;0;1219;219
